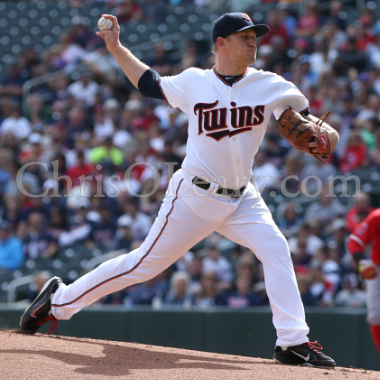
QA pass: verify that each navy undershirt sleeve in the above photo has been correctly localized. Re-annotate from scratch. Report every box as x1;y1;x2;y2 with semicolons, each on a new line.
138;69;165;101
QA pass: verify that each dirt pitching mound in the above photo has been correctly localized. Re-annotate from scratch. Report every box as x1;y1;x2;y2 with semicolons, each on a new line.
0;331;378;380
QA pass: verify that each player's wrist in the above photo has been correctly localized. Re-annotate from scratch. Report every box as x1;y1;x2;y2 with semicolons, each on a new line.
106;41;123;55
353;251;365;264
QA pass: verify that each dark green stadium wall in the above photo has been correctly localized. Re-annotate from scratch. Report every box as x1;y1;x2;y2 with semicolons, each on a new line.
1;306;378;371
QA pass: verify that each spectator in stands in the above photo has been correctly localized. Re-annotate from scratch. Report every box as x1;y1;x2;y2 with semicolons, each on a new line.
3;159;40;199
277;2;297;39
87;205;117;250
186;256;203;296
234;250;255;277
148;44;173;76
178;41;202;72
27;271;51;302
224;275;264;307
158;139;183;174
26;92;51;126
17;193;50;238
263;133;289;167
280;153;303;195
66;150;95;187
326;1;346;31
0;220;23;270
309;262;335;306
202;245;233;291
93;104;114;142
59;199;92;247
295;1;320;38
47;206;67;241
262;10;290;47
164;271;192;306
277;203;303;239
193;271;224;308
369;130;380;166
288;222;324;256
297;273;318;307
67;71;99;107
345;192;374;233
334;273;366;307
252;150;281;191
314;246;342;300
325;218;348;259
89;137;123;171
101;289;129;305
118;199;152;240
23;212;58;259
339;131;367;173
335;37;367;76
114;214;133;251
291;237;312;270
114;0;143;24
0;63;26;100
129;275;167;305
356;93;380;122
0;104;31;142
66;106;89;149
299;157;337;195
304;185;346;225
18;133;44;165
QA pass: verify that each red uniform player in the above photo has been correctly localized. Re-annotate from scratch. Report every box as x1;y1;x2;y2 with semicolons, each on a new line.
348;208;380;355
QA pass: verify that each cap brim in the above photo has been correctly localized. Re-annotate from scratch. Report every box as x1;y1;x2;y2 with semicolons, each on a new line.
235;24;270;38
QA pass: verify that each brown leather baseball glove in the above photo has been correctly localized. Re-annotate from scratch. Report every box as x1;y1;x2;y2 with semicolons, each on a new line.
279;106;331;163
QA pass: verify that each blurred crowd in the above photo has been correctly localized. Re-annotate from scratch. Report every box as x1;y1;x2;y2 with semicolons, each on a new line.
1;0;380;308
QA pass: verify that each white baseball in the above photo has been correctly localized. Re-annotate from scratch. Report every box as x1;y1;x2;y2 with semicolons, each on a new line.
98;17;113;31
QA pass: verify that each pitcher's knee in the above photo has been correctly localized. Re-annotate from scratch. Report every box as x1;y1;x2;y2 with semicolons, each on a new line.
265;234;290;256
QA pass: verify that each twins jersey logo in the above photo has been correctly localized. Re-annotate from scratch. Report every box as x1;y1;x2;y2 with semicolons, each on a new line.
194;100;265;141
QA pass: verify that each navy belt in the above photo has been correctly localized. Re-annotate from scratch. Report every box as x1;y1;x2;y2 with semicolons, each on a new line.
192;177;246;198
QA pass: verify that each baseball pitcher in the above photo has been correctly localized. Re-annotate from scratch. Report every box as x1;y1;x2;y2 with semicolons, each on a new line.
21;13;339;368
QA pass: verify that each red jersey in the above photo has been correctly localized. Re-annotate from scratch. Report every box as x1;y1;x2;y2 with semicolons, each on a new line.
348;208;380;267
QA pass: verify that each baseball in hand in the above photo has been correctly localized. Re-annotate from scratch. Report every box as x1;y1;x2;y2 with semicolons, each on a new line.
98;17;113;31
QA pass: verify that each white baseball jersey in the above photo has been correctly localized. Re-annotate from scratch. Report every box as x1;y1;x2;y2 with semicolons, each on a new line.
51;66;311;347
159;67;309;188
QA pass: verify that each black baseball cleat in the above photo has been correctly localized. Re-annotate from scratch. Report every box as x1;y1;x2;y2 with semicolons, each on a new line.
273;342;336;368
20;276;62;335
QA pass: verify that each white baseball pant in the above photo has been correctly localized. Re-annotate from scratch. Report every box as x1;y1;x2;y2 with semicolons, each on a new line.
51;169;309;347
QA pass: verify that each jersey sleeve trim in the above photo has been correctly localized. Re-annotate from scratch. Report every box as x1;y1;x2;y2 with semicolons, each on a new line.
212;66;249;86
350;234;365;247
234;67;249;84
158;77;172;108
213;67;231;87
138;69;165;101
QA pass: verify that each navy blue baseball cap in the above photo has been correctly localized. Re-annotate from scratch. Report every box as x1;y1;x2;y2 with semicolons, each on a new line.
212;13;270;43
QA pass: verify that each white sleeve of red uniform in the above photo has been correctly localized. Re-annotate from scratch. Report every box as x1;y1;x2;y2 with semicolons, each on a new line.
159;69;190;112
273;79;309;120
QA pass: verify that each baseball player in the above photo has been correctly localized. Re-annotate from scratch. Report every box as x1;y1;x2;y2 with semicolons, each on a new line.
20;13;338;368
347;208;380;356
